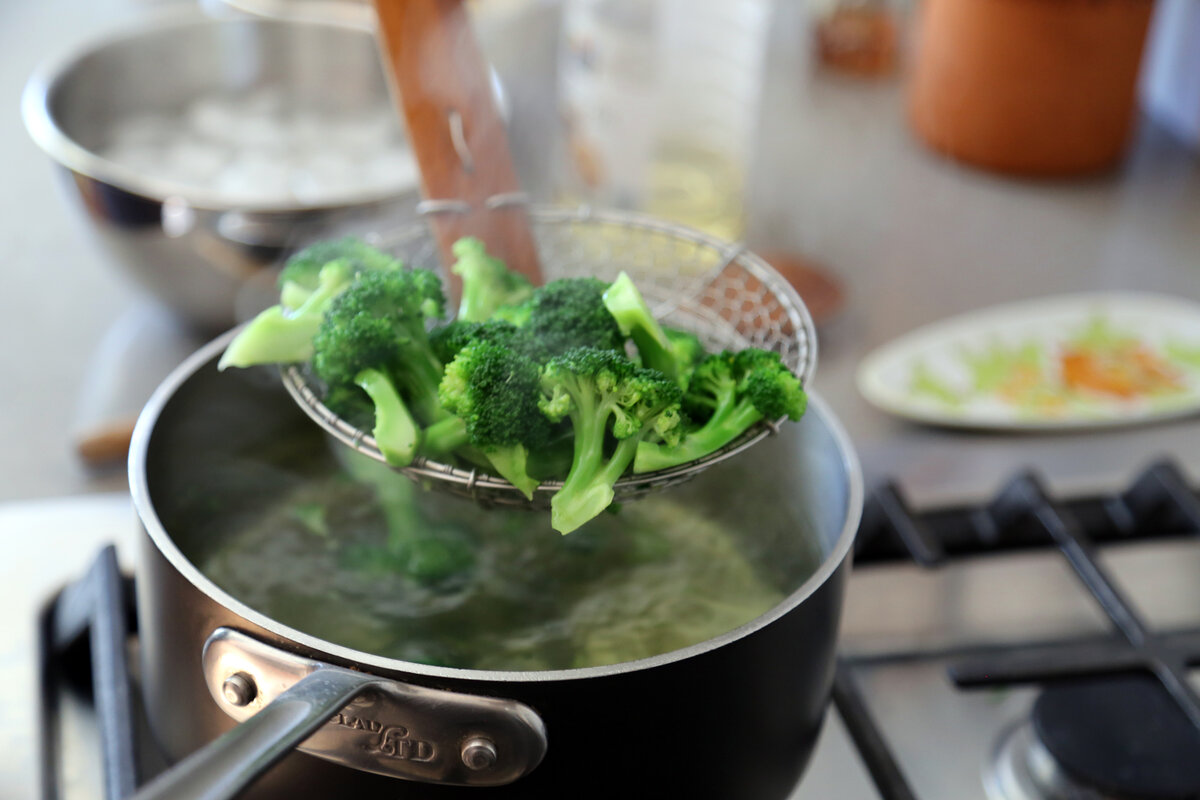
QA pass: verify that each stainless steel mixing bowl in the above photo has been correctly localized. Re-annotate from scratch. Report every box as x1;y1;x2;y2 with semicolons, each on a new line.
21;10;431;332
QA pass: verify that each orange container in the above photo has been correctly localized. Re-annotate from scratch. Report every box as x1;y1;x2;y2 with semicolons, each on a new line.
908;0;1156;176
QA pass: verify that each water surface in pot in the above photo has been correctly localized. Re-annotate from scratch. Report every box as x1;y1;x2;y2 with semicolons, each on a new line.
148;363;823;671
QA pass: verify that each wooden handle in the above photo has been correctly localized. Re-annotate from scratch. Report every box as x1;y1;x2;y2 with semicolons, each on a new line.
75;417;137;467
373;0;543;292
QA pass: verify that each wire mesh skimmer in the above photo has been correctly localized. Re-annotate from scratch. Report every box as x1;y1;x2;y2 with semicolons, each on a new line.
282;206;817;509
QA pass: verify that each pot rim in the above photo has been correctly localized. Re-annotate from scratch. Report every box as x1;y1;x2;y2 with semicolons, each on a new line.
129;330;862;684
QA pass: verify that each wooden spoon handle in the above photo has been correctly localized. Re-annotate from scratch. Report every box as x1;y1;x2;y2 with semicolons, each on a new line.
372;0;543;291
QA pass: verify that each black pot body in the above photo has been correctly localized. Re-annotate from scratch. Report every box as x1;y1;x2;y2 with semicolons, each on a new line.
131;337;861;800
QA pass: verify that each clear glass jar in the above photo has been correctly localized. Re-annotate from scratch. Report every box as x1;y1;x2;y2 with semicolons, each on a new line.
556;0;774;241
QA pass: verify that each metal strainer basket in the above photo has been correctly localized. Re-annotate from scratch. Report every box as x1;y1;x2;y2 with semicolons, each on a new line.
282;205;817;509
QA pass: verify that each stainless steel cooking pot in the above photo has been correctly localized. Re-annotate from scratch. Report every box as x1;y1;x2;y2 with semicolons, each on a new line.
22;9;502;332
127;332;861;800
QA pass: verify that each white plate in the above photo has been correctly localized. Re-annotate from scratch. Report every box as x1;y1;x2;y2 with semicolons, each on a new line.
856;292;1200;430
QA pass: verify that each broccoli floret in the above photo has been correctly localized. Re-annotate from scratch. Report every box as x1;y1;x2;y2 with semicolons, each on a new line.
309;304;420;467
429;319;535;365
524;428;576;480
313;269;448;434
218;259;357;370
601;271;695;385
219;239;410;372
663;327;707;380
538;347;683;534
634;348;806;474
337;448;475;584
278;236;403;310
492;300;533;327
451;237;535;323
436;340;553;498
500;278;626;359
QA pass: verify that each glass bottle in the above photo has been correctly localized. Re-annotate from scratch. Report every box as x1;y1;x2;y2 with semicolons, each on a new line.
556;0;774;242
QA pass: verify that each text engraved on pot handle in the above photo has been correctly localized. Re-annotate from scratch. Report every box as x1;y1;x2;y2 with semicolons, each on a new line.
376;725;437;762
201;627;547;786
329;713;437;762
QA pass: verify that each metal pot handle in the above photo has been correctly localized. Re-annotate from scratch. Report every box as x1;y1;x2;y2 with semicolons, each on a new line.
130;667;375;800
132;628;547;800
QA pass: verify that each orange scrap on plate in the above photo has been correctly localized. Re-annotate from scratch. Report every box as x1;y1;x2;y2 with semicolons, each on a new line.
996;362;1067;414
1059;343;1185;400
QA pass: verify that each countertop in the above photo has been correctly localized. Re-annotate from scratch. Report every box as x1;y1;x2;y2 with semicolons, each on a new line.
2;0;160;503
2;4;1200;797
5;0;1200;511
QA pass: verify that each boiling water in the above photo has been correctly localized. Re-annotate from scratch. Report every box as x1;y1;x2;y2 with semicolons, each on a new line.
159;375;820;672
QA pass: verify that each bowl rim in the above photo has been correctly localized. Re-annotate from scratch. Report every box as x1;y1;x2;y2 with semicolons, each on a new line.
19;6;443;213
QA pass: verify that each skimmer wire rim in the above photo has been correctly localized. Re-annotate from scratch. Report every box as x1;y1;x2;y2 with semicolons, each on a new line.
282;205;817;508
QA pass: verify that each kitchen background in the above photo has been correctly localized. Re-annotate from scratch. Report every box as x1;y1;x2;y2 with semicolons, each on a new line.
3;0;1200;798
6;0;1200;506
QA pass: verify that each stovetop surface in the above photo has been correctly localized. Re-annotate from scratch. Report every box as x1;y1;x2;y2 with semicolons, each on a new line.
11;465;1200;800
1;494;138;800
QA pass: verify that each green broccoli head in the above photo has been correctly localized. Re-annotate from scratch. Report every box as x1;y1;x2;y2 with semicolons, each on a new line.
429;319;537;365
735;349;807;422
221;239;407;371
515;278;626;359
681;351;737;419
436;340;551;498
451;236;535;323
440;341;551;451
538;347;683;533
313;269;447;426
326;268;445;338
635;348;806;474
278;237;403;310
311;311;420;468
406;268;449;321
312;312;400;392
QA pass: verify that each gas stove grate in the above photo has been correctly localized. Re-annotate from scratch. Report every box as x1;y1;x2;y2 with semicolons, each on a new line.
39;546;138;800
846;457;1200;800
945;470;1200;728
831;661;919;800
856;458;1200;565
858;458;1200;732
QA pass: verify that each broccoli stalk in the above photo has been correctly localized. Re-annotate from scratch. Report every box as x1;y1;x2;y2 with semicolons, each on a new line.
218;260;356;370
634;349;806;474
539;348;683;534
451;237;535;323
602;273;709;386
418;415;470;459
437;340;551;499
354;368;420;466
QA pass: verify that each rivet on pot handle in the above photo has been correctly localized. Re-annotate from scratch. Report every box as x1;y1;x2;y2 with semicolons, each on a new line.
132;628;548;800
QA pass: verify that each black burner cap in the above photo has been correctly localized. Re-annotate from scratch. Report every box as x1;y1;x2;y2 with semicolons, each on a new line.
1033;674;1200;800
